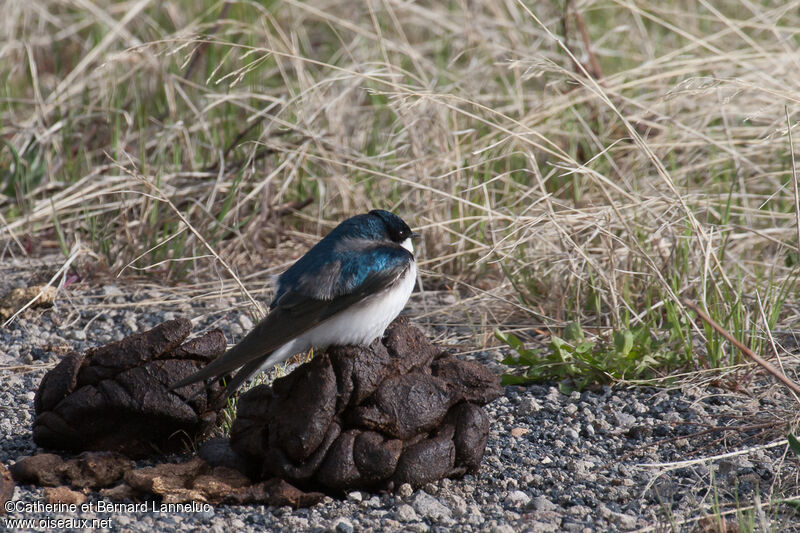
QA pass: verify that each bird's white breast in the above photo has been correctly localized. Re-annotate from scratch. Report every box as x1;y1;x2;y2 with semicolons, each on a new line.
258;259;417;373
303;260;417;347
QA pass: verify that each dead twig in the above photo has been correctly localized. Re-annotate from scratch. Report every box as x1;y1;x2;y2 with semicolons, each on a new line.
273;197;313;217
572;6;603;82
684;300;800;399
562;0;604;83
613;420;780;465
182;2;232;82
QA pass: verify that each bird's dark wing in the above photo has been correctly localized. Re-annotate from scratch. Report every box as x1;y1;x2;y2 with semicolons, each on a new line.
222;356;268;394
169;244;413;392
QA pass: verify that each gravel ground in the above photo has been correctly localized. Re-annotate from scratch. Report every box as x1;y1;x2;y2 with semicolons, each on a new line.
2;255;800;532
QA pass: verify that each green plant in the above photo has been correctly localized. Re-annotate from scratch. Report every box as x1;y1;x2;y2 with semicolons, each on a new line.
497;322;679;392
786;432;800;514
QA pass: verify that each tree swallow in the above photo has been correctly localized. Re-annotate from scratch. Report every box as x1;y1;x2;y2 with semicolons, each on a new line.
171;209;418;396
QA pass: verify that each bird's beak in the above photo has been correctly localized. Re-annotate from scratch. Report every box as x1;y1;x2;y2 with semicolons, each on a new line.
411;232;421;240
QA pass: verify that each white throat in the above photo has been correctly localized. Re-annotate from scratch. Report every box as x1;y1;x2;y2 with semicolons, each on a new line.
401;237;414;253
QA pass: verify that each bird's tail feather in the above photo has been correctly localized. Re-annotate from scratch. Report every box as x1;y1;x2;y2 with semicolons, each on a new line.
169;305;314;392
221;341;299;395
169;325;270;391
223;357;267;397
170;329;301;395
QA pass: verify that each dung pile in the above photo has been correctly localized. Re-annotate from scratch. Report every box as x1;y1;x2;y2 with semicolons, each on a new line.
230;318;502;490
8;451;324;508
33;319;226;457
22;316;501;503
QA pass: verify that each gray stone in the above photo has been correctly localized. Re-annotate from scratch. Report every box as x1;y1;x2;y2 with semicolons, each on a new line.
532;495;557;512
518;397;542;415
531;521;560;533
333;517;354;533
239;313;254;331
505;490;531;508
363;496;381;508
443;493;468;516
609;512;637;530
397;483;414;498
614;412;636;427
395;504;419;522
412;491;452;521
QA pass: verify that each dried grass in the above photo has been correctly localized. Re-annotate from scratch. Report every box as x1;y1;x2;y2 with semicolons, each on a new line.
2;1;800;370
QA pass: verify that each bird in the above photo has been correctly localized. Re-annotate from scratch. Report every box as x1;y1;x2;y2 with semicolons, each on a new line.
170;209;418;396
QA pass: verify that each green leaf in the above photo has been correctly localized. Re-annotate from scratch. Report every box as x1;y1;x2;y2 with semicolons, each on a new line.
517;350;540;366
501;374;533;386
784;499;800;512
614;330;634;357
0;139;22;196
550;335;566;346
579;351;601;367
574;341;595;355
549;336;567;356
495;330;524;351
788;433;800;458
564;322;584;342
496;321;682;393
494;329;511;345
51;199;70;258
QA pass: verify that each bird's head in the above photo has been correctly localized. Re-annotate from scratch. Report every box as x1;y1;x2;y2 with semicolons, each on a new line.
368;209;419;253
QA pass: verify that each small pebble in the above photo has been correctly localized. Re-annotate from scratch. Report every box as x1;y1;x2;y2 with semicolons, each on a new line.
397;483;413;498
510;427;530;437
505;490;531;508
412;491;452;521
395;504;418;522
333;518;354;533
